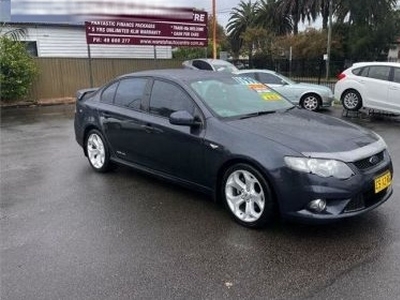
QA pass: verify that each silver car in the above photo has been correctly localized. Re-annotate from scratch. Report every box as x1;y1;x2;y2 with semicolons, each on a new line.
234;69;334;111
182;58;239;73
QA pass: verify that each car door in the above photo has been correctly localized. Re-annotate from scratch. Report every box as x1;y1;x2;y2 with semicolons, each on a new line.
387;66;400;113
362;66;391;110
135;78;207;184
98;77;151;163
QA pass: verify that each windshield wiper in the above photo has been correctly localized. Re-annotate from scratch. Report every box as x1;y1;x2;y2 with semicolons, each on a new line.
239;110;276;119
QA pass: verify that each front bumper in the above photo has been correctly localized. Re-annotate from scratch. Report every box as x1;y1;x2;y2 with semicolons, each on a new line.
321;95;334;108
275;150;393;223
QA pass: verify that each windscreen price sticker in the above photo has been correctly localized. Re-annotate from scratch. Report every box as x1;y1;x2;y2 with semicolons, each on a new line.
247;84;283;101
259;92;282;101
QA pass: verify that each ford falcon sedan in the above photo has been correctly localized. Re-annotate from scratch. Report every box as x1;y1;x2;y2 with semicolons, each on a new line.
74;69;393;228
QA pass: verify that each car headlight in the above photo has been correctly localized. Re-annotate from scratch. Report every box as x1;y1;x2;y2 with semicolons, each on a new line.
284;157;354;179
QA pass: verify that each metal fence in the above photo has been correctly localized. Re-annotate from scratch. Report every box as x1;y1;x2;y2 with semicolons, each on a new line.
236;58;347;91
28;58;183;100
27;57;346;100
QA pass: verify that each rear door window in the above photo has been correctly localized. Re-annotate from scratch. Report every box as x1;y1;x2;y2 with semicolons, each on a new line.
114;78;148;110
101;82;118;104
368;66;391;81
192;60;213;70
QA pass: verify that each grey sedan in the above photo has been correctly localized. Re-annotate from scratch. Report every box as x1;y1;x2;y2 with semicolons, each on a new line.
234;69;334;111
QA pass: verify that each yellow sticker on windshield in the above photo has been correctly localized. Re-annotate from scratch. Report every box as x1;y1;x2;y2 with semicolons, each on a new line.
260;92;282;101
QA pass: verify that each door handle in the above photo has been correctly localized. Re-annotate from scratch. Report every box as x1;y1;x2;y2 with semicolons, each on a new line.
141;124;154;133
140;124;163;134
101;112;112;119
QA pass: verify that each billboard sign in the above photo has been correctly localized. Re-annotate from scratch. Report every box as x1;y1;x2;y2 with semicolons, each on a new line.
85;11;208;47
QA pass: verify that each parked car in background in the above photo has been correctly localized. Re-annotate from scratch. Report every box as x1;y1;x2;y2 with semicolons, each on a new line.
74;69;393;228
182;58;239;73
234;69;334;111
334;62;400;114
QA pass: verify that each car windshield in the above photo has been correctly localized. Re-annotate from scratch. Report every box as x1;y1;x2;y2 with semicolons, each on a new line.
211;63;239;73
190;76;294;118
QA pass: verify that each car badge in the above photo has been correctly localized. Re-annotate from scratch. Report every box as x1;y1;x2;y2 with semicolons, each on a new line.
369;155;379;165
209;143;219;149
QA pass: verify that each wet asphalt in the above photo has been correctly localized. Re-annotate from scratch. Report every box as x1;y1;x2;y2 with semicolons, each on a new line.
1;105;399;300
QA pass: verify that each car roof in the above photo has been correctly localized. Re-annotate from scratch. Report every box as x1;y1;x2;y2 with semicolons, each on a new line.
234;69;276;74
119;68;234;82
351;61;400;68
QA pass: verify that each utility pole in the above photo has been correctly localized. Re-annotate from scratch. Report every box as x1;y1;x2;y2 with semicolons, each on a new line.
212;0;217;59
325;0;333;81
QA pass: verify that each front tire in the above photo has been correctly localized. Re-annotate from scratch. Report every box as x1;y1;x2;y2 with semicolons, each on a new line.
301;94;321;111
342;89;362;111
222;164;275;228
85;129;113;173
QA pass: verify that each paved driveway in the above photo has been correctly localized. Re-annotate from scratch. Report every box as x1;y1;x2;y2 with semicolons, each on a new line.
1;105;399;300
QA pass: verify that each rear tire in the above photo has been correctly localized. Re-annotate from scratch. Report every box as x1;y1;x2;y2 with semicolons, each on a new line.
221;163;275;228
85;129;113;173
342;89;362;111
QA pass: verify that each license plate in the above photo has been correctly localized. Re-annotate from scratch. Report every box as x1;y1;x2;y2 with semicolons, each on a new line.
374;171;391;193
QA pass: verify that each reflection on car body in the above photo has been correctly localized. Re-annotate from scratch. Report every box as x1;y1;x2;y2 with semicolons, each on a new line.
74;69;393;228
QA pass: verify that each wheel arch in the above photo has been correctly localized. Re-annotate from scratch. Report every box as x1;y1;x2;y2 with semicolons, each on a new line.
340;88;362;101
215;157;280;213
83;125;101;157
341;88;363;110
300;92;322;106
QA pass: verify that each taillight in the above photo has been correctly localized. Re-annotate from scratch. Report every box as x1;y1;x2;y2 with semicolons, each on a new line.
337;73;346;80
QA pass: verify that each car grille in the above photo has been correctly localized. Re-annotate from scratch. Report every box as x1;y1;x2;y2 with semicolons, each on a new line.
353;151;384;170
344;186;389;213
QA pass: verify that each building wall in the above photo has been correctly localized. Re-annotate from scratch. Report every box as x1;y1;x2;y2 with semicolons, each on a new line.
388;44;400;63
6;24;172;59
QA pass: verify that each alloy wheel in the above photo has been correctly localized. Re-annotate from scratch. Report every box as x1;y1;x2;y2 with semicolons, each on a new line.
225;169;265;223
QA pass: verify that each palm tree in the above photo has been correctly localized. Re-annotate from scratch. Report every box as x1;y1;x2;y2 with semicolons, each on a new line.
227;0;258;64
278;0;310;34
0;23;27;40
305;0;330;29
257;0;293;35
335;0;398;25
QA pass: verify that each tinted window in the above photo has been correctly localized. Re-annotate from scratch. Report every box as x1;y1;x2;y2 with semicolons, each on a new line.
393;67;400;84
352;68;362;76
193;60;213;70
240;72;257;79
368;66;390;81
101;82;118;104
258;73;283;84
360;67;369;77
114;78;147;109
149;80;195;118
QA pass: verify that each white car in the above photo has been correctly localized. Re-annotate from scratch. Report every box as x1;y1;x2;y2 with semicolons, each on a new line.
234;69;334;111
334;62;400;114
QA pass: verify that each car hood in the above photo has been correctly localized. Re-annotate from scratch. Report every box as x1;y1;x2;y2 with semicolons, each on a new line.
226;108;382;159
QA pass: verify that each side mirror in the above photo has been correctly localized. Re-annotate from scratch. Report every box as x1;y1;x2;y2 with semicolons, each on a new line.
281;80;288;86
169;110;201;127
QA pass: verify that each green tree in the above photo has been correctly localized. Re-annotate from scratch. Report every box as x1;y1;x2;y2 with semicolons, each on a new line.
0;23;27;40
227;0;258;59
257;0;293;35
278;0;311;34
0;36;38;101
